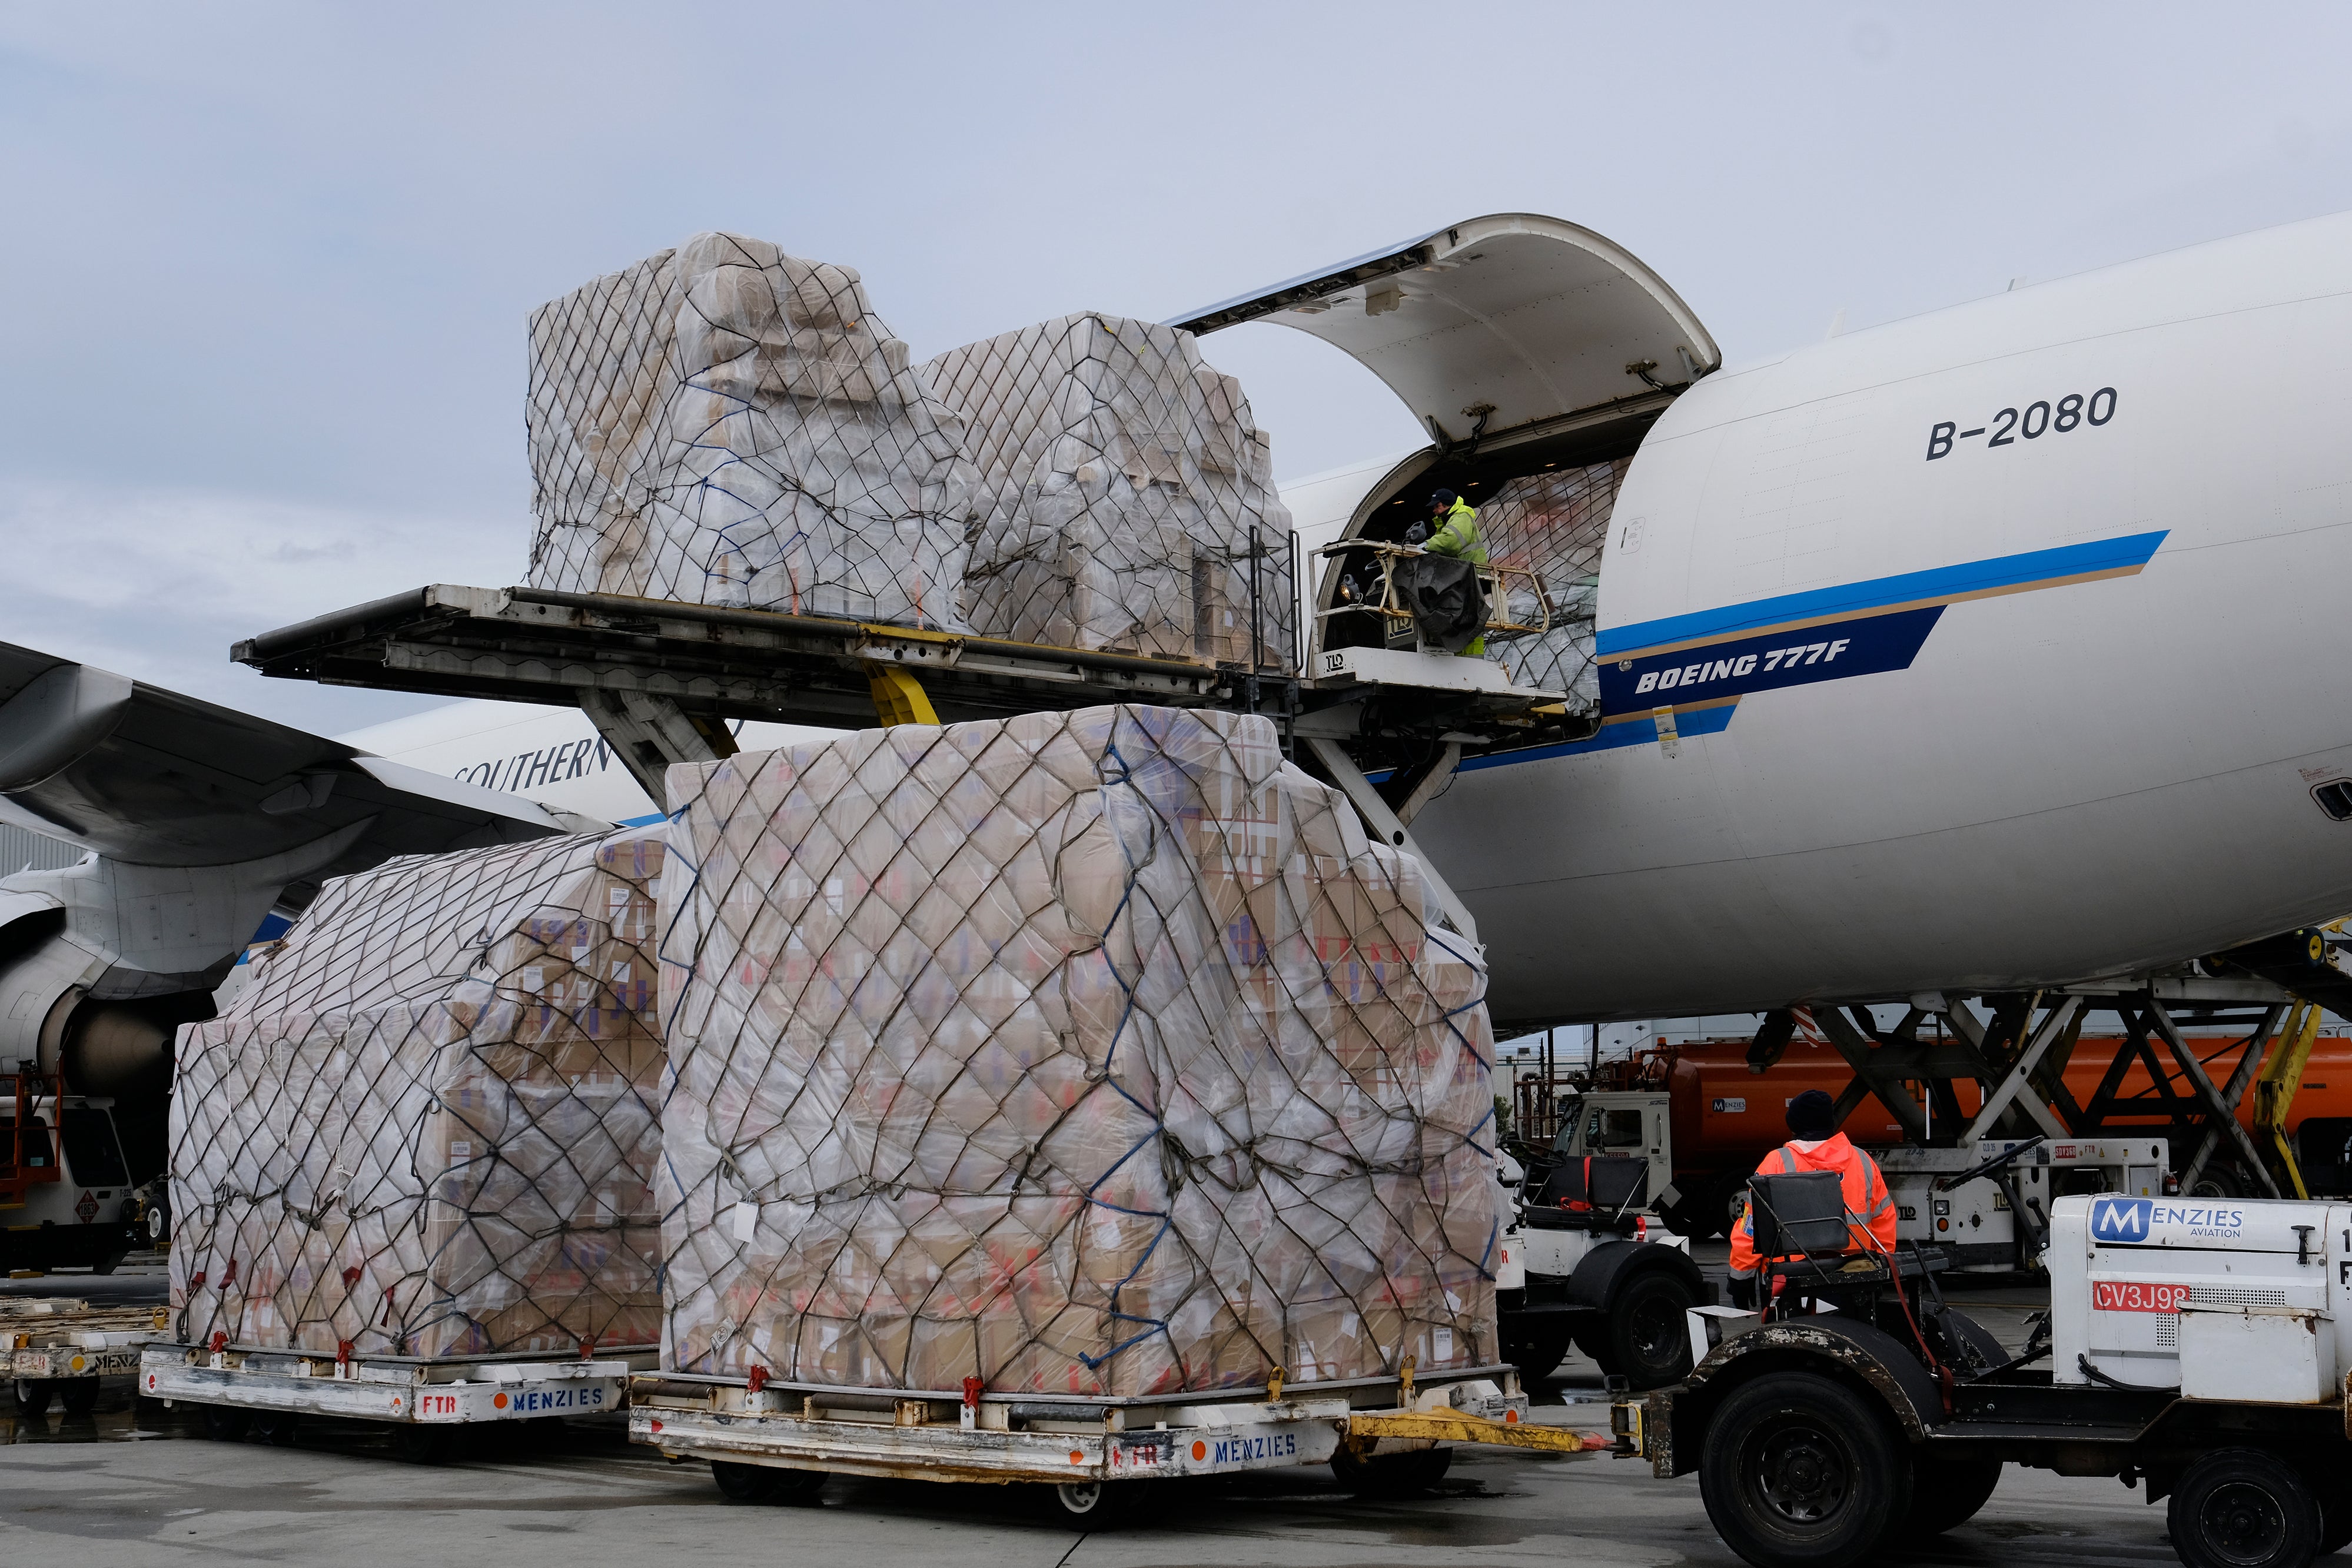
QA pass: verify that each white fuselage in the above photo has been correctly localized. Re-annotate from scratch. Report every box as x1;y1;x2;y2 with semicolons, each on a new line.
1408;214;2352;1025
344;215;2352;1031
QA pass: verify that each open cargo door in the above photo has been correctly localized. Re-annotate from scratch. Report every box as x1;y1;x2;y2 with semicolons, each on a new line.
1170;212;1717;457
1176;217;1716;729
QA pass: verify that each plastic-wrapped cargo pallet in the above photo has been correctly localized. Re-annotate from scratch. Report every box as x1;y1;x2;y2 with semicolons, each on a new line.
526;231;980;627
1473;460;1629;706
925;314;1296;668
657;703;1495;1397
169;829;666;1358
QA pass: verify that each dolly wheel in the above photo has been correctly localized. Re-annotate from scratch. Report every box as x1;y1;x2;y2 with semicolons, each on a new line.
1500;1322;1574;1380
198;1404;253;1442
1330;1444;1453;1498
391;1424;457;1464
712;1461;825;1505
251;1410;300;1446
2169;1449;2320;1568
58;1379;102;1418
1052;1479;1135;1524
13;1378;58;1416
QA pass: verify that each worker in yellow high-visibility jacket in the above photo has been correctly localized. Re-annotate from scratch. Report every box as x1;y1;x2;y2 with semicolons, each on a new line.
1422;489;1487;656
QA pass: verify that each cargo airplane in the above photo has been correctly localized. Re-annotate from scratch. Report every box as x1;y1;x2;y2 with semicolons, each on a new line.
4;208;2348;1153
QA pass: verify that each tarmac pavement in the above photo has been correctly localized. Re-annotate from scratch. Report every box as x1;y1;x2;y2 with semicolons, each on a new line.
1;1245;2152;1568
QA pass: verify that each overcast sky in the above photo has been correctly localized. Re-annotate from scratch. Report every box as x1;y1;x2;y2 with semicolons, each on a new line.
5;3;2348;732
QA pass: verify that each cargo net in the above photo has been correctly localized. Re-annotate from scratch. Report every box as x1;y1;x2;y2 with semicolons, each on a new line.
1474;459;1628;706
526;231;980;629
656;704;1495;1398
168;829;667;1360
924;314;1296;670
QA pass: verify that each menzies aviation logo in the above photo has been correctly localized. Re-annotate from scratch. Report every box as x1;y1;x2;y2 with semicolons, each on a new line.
2090;1196;2247;1244
2089;1197;2152;1243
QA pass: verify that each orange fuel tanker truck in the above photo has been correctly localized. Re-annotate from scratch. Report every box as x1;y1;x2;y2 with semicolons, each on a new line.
1534;1024;2352;1238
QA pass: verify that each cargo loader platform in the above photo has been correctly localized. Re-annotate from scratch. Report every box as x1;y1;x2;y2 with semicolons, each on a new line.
234;584;1584;940
235;583;1581;753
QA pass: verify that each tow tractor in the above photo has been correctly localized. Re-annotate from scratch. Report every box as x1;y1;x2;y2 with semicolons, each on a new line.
1496;1150;1709;1390
1614;1174;2352;1568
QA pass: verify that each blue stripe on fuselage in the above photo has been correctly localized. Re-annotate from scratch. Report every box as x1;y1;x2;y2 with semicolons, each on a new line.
1456;700;1739;772
1595;530;2168;657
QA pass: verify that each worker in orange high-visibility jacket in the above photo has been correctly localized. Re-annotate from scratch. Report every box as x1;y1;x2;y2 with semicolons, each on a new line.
1726;1089;1899;1307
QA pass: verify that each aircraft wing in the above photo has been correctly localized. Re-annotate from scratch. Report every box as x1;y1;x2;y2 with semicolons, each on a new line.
0;640;593;906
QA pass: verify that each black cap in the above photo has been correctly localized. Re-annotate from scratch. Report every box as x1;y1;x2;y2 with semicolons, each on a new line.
1429;488;1457;507
1786;1089;1837;1140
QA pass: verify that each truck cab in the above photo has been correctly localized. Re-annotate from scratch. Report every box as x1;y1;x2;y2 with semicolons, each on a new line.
1551;1091;1675;1218
1497;1089;1705;1391
2;1067;144;1273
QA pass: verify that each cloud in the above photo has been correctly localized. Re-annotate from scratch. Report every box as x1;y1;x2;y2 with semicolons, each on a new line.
0;479;520;733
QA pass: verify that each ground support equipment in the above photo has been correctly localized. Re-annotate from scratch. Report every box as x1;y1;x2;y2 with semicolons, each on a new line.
632;1364;1611;1517
8;1297;165;1415
1616;1212;2352;1568
140;1339;655;1455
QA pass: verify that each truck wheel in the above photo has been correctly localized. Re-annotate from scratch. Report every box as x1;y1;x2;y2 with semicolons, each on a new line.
1698;1371;1912;1568
1330;1444;1453;1497
13;1377;58;1414
1603;1271;1698;1390
58;1379;102;1418
1901;1453;2000;1539
1501;1321;1573;1379
2181;1168;2244;1201
199;1404;253;1441
2318;1482;2352;1556
1663;1174;1739;1241
2168;1448;2320;1568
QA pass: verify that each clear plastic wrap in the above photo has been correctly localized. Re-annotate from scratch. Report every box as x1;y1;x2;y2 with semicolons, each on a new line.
1474;460;1629;706
926;315;1295;667
168;829;666;1358
527;232;979;628
656;704;1494;1397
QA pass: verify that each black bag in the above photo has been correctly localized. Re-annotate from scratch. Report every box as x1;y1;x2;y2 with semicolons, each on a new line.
1539;1154;1649;1214
1745;1170;1849;1260
1395;553;1486;653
